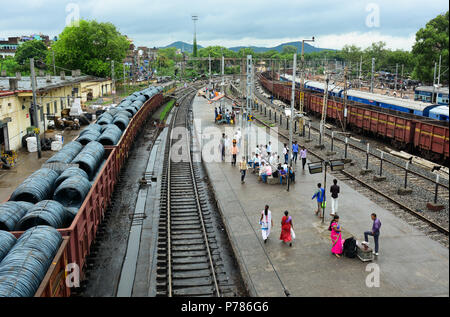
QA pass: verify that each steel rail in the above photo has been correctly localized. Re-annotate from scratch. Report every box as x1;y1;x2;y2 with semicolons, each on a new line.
249;107;449;236
166;83;221;296
253;86;449;191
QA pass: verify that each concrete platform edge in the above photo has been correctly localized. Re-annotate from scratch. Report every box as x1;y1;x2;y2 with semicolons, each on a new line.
202;159;258;297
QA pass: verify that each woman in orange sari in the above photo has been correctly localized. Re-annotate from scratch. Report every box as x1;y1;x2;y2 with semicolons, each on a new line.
280;210;294;247
329;215;343;257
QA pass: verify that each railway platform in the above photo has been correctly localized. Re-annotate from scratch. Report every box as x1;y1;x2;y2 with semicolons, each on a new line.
192;95;449;297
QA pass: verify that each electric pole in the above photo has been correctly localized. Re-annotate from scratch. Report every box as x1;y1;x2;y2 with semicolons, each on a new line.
432;62;437;103
438;54;442;87
394;63;398;92
359;55;362;89
343;66;348;130
246;55;252;162
30;58;42;159
208;55;211;87
123;63;126;94
319;73;329;147
370;57;375;93
111;60;116;104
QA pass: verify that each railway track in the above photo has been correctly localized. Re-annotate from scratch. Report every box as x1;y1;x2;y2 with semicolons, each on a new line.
252;81;450;202
227;83;449;247
156;85;225;297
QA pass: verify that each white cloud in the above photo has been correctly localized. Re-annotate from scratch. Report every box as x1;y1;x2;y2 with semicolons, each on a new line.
315;32;417;51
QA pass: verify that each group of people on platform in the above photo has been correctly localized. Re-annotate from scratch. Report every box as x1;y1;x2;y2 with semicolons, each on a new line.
259;205;295;247
216;116;382;257
259;204;381;257
215;106;236;125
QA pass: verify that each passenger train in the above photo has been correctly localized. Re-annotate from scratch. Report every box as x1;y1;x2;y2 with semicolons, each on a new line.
281;74;449;122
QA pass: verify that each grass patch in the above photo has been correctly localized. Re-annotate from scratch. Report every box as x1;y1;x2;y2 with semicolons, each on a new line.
160;99;176;122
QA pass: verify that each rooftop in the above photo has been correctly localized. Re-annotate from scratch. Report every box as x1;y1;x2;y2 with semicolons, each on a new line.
0;75;107;94
415;86;449;94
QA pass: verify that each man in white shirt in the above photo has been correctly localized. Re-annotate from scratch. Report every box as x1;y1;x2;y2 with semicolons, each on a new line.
267;141;272;156
255;145;261;156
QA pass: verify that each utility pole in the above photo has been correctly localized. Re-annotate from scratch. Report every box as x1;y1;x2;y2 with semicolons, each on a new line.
394;63;398;92
246;55;252;162
343;66;348;130
111;60;116;104
319;73;329;147
208;55;211;87
359;55;362;89
123;63;126;95
370;57;375;93
400;64;404;98
287;53;297;192
437;54;442;86
30;58;42;159
299;37;315;135
432;62;437;103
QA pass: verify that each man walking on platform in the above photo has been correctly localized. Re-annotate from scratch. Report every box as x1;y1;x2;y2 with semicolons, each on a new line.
364;213;381;256
330;179;340;216
239;156;247;184
220;133;226;162
292;141;299;164
312;183;325;218
300;146;307;170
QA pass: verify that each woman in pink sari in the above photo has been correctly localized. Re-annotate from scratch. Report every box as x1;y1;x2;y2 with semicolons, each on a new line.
329;215;343;257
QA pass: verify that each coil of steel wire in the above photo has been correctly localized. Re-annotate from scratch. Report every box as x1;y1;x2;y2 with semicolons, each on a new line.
76;129;101;145
112;114;130;131
97;115;113;125
64;207;79;221
54;167;89;189
116;110;132;119
46;141;83;164
15;200;68;230
0;230;17;262
53;176;92;208
9;168;60;204
15;202;34;213
0;202;30;231
71;141;105;180
79;123;102;136
97;125;123;145
0;226;62;297
131;100;144;109
124;106;137;116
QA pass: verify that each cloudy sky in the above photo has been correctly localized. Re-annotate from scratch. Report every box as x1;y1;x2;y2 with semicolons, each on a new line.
0;0;448;51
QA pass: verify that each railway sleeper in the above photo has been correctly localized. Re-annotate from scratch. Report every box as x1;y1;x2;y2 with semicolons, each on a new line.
172;277;213;288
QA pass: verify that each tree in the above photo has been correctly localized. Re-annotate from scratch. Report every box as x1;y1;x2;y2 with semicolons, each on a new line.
15;40;48;70
281;45;298;55
412;11;449;84
193;38;198;57
0;57;20;76
50;20;129;78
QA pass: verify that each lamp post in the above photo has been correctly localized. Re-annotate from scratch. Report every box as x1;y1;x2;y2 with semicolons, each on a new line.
308;159;345;223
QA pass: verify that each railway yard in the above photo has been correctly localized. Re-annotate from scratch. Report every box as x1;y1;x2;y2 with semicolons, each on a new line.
0;73;448;298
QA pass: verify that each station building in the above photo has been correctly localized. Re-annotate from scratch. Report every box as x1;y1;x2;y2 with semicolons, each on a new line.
0;73;111;151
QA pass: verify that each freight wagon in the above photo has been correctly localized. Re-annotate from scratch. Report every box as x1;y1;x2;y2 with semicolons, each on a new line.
259;73;449;164
0;86;166;297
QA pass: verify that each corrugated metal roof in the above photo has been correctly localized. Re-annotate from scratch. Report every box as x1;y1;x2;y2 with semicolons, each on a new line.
0;75;106;93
